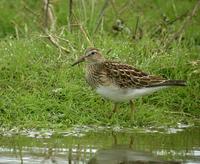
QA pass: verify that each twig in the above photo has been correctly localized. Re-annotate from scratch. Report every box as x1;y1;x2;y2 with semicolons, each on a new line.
118;0;132;15
132;16;139;40
22;1;40;17
11;21;21;40
72;12;94;47
110;0;118;17
53;35;70;43
134;16;139;36
21;0;43;31
44;0;50;30
53;34;76;51
68;0;73;32
151;11;188;38
23;0;68;55
45;34;70;53
164;111;197;119
167;11;188;25
110;0;132;18
15;25;19;40
11;21;19;40
164;0;200;49
94;0;109;34
43;0;56;32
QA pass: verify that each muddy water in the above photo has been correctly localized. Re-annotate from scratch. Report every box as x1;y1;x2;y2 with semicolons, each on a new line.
0;126;199;164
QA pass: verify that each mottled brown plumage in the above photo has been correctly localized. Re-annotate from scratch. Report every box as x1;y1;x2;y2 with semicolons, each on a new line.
72;48;186;117
84;56;185;89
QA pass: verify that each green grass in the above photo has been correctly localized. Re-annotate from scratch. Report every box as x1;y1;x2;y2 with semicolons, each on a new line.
0;0;200;130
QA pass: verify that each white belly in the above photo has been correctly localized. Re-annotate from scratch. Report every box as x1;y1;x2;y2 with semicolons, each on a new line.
96;85;167;102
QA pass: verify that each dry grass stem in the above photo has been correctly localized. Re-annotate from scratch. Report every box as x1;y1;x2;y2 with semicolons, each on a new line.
94;0;109;33
68;0;73;32
47;34;70;53
72;13;94;47
43;0;56;32
164;0;200;49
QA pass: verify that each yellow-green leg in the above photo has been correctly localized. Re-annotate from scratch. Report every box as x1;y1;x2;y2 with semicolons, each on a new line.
109;103;118;118
129;100;135;118
113;103;118;113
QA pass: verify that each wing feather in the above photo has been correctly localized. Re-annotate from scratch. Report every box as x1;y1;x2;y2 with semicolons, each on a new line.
103;61;166;88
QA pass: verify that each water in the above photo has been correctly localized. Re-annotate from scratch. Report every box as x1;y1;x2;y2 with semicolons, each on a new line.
0;126;199;164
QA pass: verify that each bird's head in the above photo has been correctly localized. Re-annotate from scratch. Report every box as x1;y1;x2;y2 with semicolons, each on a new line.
72;48;105;66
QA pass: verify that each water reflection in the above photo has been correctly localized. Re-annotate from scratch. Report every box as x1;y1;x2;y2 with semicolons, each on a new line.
0;126;199;163
88;133;181;164
88;149;181;164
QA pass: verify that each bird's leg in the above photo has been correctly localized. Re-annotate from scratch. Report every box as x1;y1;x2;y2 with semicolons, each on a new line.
109;103;118;118
129;100;135;116
113;103;118;113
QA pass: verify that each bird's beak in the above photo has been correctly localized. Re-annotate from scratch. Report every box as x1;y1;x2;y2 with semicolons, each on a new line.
71;56;85;66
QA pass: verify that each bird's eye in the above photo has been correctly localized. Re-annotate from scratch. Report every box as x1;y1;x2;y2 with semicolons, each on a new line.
90;51;96;55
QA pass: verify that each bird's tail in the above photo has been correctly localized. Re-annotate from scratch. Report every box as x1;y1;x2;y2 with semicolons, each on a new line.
163;80;186;86
148;80;186;87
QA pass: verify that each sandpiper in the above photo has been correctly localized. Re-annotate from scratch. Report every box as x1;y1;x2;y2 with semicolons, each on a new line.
72;48;186;116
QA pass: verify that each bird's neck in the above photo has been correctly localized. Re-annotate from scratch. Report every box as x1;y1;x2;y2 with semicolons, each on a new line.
86;62;103;72
85;62;104;88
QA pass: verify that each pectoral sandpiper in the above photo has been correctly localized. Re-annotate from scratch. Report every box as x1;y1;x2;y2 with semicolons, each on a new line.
72;48;186;117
